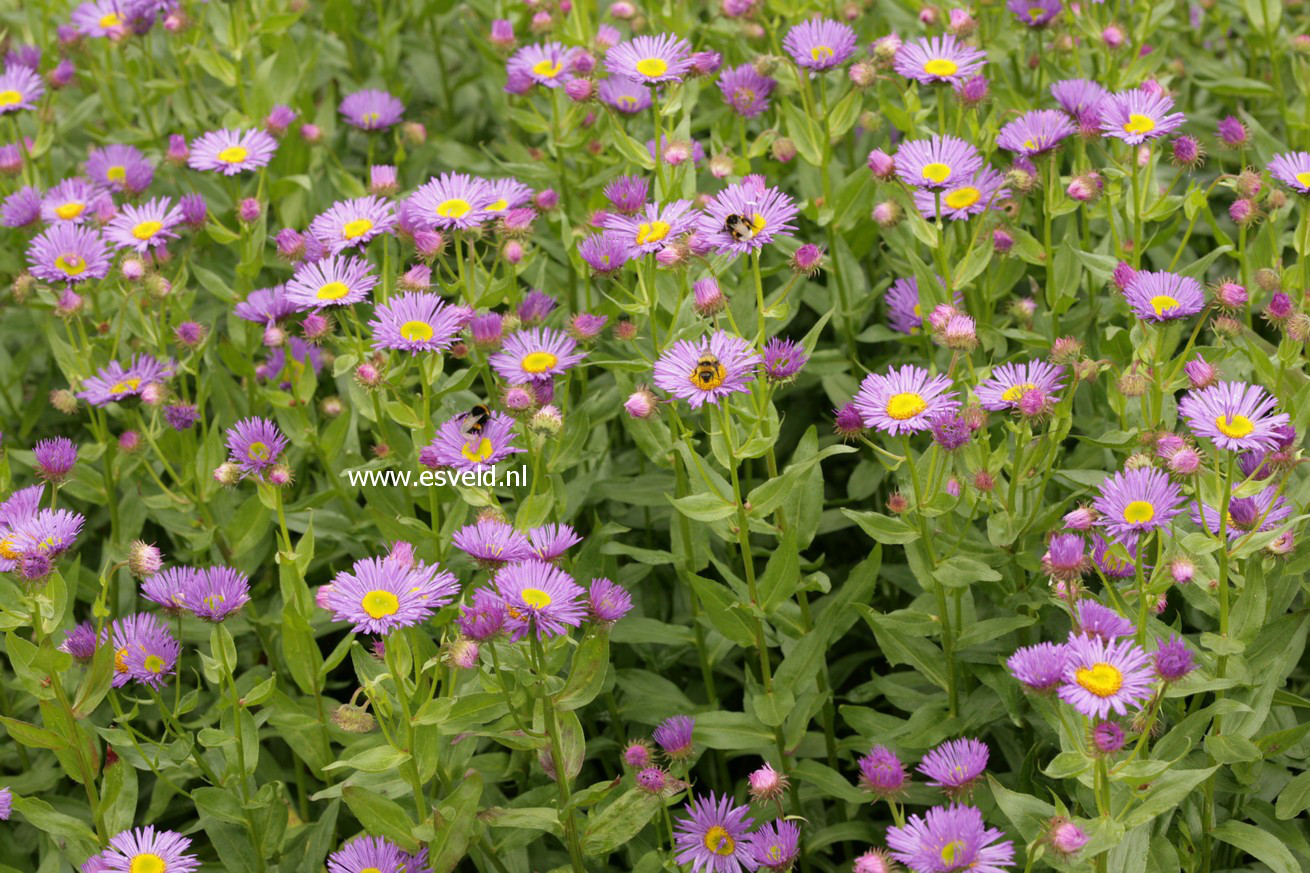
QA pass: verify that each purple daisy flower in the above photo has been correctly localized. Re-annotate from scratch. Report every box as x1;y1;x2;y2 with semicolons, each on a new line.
60;621;100;662
494;560;587;640
369;291;463;354
603;175;649;213
858;745;908;797
110;614;181;689
188;128;278;175
597;76;653;114
2;185;41;227
34;437;78;484
141;566;196;613
887;804;1014;873
309;196;397;254
1123;270;1205;322
1154;636;1195;682
1075;600;1135;640
747;820;801;871
695;181;799;255
1269;152;1310;194
1007;641;1067;692
452;519;534;567
72;0;130;37
489;327;586;384
99;826;199;873
918;738;989;797
603;199;695;254
975;360;1066;411
224;416;288;476
509;42;579;89
85;144;153;193
105;197;183;254
1092;467;1184;547
997;109;1077;156
1091;533;1138;579
654;714;695;758
1191;485;1293;539
893;34;987;84
339;89;405;130
527;523;582;561
885;276;960;334
912;167;1009;221
762;337;808;381
234;285;297;324
180;566;252;622
1178;381;1291;452
606;33;694;84
40;178;107;224
1009;0;1062;26
420;411;523;472
483;177;534;214
895;135;984;189
327;836;411;873
673;792;755;872
77;355;175;406
1051;79;1108;119
718;64;775;118
323;556;459;635
1100;89;1185;145
653;331;761;409
0;63;43;114
579;233;631;275
1059;633;1155;719
854;364;959;435
408;172;492;231
3;508;84;575
458;588;508;641
285;255;378;310
27;223;111;285
588;577;633;623
783;18;858;71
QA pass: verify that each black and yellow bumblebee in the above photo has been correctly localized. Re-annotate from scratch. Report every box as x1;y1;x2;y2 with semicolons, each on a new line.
693;353;725;387
458;404;492;438
723;213;753;242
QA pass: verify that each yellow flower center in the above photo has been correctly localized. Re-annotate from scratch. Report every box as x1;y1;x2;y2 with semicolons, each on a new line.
132;220;162;241
635;57;669;78
106;165;127;182
1028;7;1045;19
921;162;952;184
886;392;927;420
635;220;671;245
436;198;471;219
1123;500;1155;524
703;825;735;856
461;438;495;463
1075;661;1124;697
486;198;509;212
129;853;166;873
110;377;141;394
923;58;958;77
0;536;17;560
940;839;965;866
689;361;727;391
532;59;563;78
56;254;87;276
361;589;400;619
317;281;350;300
750;212;767;233
247;441;270;461
0;90;21;107
143;654;166;674
1123;113;1156;135
342;218;374;239
54;202;85;220
1001;382;1036;404
944;187;981;210
520;587;553;609
521;351;558;374
399;320;434;342
1214;414;1254;438
1297;172;1310;188
100;12;124;28
361;868;383;873
218;145;249;164
115;647;129;674
811;45;834;62
618;96;638;109
1023;138;1037;150
1149;294;1179;316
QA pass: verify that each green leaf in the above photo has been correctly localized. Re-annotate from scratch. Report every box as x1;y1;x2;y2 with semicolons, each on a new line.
1275;770;1310;821
686;574;757;648
0;715;67;750
842;509;919;544
555;628;610;711
342;786;420;852
1212;820;1300;873
582;788;662;856
427;771;482;872
324;744;411;773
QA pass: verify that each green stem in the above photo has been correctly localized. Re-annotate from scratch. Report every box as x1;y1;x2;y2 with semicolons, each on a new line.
529;630;587;873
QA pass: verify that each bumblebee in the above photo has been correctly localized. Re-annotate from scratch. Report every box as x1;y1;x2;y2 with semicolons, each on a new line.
693;353;725;387
723;213;753;242
458;404;492;438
